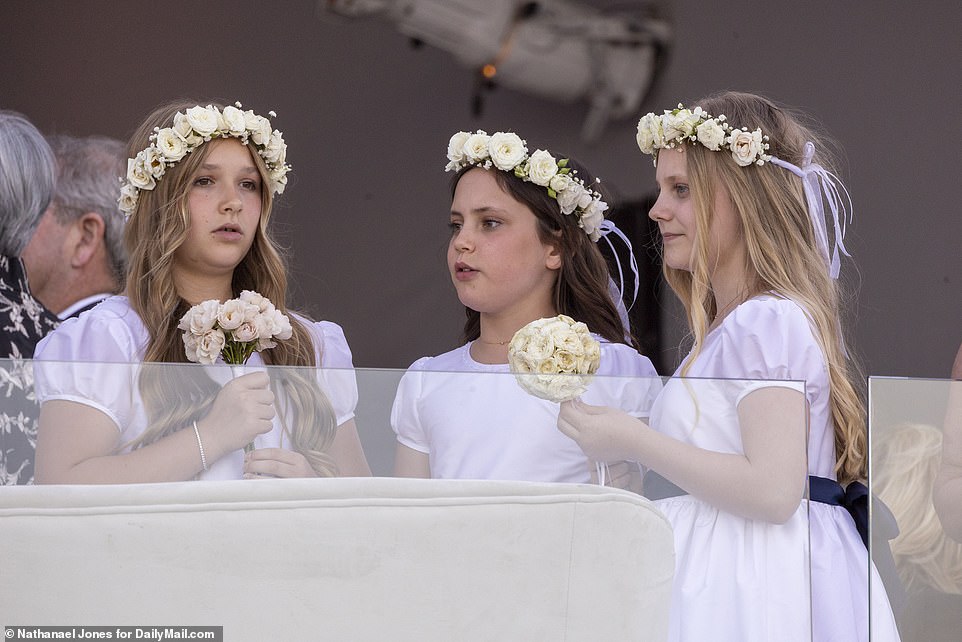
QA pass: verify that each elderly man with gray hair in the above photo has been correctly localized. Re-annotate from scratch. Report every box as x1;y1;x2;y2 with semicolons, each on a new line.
0;110;61;484
22;135;127;319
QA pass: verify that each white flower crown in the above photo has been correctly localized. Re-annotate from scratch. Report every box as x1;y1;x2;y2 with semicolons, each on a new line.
445;130;608;242
636;104;771;167
119;102;291;218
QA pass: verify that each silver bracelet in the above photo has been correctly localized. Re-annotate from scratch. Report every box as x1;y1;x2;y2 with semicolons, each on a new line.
192;420;208;472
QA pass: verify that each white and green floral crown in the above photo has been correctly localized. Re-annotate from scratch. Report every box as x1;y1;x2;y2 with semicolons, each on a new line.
119;102;290;218
636;104;771;167
445;130;608;242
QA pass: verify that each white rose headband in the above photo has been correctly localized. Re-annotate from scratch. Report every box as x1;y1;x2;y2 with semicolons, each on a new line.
636;104;852;279
119;102;291;219
445;130;608;242
445;129;639;330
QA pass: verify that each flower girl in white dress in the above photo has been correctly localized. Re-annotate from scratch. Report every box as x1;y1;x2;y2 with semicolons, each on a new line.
558;91;901;641
391;130;659;483
33;100;370;482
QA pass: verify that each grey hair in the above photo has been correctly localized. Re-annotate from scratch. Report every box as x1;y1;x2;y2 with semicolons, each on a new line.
0;110;56;256
47;134;128;285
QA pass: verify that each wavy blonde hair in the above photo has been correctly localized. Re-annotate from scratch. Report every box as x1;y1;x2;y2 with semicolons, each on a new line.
122;99;338;476
664;91;866;485
875;423;962;595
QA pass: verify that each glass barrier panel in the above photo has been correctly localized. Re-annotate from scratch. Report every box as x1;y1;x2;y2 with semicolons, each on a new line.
869;376;962;641
1;358;813;639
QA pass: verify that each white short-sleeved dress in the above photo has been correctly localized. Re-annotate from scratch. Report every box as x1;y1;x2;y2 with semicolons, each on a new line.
648;295;900;641
33;296;358;480
392;338;660;483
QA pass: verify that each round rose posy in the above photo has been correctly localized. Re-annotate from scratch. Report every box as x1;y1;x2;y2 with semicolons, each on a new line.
507;315;601;403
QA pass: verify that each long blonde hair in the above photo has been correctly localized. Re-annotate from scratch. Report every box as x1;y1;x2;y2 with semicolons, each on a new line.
122;99;338;476
875;423;962;595
665;91;866;485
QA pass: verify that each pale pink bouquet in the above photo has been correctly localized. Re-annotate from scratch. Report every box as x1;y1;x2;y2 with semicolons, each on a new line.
178;290;293;366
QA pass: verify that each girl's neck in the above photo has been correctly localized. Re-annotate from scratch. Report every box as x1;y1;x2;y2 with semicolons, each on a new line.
174;270;234;305
472;304;557;364
708;270;753;332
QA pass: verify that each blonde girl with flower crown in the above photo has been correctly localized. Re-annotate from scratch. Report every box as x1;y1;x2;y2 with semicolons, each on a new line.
391;130;659;483
33;100;370;483
557;91;901;641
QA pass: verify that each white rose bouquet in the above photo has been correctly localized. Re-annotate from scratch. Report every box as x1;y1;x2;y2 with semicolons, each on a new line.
178;290;293;366
507;315;601;403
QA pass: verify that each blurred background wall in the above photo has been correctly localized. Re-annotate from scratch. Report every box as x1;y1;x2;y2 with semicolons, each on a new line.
1;0;959;377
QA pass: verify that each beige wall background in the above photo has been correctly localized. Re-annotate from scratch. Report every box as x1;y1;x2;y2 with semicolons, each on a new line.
2;0;959;377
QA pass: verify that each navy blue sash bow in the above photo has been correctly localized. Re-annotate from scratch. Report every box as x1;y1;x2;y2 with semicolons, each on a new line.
643;471;899;549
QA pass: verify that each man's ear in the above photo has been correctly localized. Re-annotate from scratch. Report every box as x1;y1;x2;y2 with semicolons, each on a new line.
69;212;106;268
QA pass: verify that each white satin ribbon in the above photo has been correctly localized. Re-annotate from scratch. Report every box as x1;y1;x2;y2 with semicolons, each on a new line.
598;219;640;314
768;141;852;279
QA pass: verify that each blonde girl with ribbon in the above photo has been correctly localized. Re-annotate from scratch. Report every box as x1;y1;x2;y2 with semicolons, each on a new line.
558;91;901;641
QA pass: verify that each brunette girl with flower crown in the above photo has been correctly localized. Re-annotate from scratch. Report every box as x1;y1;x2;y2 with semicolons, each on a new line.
391;130;659;483
32;100;370;482
557;91;900;641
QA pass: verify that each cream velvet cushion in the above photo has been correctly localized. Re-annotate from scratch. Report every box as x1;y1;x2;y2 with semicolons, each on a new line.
1;478;673;641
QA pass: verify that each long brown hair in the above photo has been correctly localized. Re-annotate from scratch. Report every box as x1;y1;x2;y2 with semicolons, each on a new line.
664;91;866;485
452;163;639;349
122;99;338;476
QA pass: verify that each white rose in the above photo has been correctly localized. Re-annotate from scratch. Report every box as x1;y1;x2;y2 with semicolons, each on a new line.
555;350;578;372
525;149;558;186
126;155;156;190
557;183;587;215
271;309;293;340
463;131;491;163
173;112;192;138
141;146;166;179
172;112;202;146
155;128;187;162
521;332;555;362
182;332;200;363
660;113;682;142
446;131;471;165
728;128;765;167
262;131;286;165
673;108;701;138
695;119;726;151
182;299;221;335
579;199;607;242
186;106;220;137
548;172;571;193
256;336;278;351
118;184;139;215
271;173;288;195
233;321;258;343
488;132;527;171
217;299;248;330
249;116;272;146
576;190;593;211
241;301;261;323
538;357;561;375
544;316;573;335
221;105;247;135
239;290;271;312
636;113;663;155
196;329;226;365
555;331;585;358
